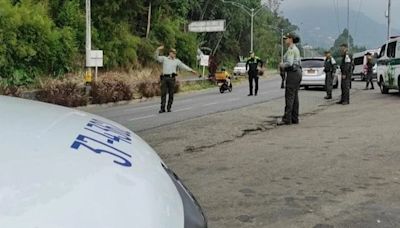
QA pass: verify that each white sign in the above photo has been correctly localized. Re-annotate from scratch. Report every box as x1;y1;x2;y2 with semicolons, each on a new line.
188;20;226;33
86;50;103;67
200;55;209;67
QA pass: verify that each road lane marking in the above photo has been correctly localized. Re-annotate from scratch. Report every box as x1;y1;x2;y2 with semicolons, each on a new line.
227;98;240;102
129;114;156;121
203;102;219;107
174;107;193;112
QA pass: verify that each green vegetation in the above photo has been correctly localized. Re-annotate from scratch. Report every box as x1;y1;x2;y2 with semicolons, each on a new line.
0;0;294;87
330;29;366;60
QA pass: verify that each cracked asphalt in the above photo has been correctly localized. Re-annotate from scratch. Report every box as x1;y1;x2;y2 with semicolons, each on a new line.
88;77;400;227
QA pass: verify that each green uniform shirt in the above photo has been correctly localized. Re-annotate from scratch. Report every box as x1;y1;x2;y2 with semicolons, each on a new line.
283;44;301;69
155;50;193;74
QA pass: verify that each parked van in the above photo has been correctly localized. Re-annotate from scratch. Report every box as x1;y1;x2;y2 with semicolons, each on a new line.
352;49;379;81
377;36;400;94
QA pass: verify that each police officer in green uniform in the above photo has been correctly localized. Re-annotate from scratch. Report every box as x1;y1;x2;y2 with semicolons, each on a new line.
338;43;352;105
155;46;197;113
324;50;337;99
278;33;302;125
246;51;264;96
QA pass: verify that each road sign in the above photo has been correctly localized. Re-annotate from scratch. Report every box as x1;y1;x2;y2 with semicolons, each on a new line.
200;55;209;67
188;20;226;33
87;50;103;67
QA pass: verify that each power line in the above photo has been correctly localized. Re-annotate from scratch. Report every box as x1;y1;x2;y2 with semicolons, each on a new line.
332;0;340;34
354;0;363;42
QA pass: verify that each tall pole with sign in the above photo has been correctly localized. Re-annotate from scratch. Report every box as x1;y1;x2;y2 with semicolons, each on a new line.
221;0;267;53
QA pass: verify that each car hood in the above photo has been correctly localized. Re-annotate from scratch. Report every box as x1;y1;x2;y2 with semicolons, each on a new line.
0;96;184;228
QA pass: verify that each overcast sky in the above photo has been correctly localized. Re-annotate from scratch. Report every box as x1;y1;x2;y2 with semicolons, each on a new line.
280;0;400;30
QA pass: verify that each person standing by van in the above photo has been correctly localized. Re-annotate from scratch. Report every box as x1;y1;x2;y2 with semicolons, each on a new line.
364;52;375;90
278;33;302;125
338;43;353;105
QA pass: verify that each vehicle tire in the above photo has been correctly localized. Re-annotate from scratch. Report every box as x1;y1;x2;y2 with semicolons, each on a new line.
219;87;225;94
228;84;233;92
304;86;309;90
398;76;400;94
379;76;389;94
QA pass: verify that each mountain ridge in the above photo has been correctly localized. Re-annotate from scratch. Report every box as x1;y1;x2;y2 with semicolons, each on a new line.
282;6;400;49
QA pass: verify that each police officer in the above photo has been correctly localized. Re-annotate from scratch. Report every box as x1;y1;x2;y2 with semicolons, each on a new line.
155;46;197;113
324;50;337;99
278;33;302;125
364;52;375;90
338;43;352;105
246;51;264;96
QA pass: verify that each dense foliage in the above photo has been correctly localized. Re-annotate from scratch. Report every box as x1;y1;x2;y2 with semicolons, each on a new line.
0;0;295;85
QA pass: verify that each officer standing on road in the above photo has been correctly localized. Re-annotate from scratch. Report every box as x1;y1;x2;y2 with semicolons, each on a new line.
246;51;264;96
278;33;302;125
364;52;375;90
324;50;337;100
338;43;353;105
155;46;197;113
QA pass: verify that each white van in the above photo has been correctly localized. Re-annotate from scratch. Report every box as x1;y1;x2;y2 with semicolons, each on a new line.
352;49;379;81
377;36;400;94
0;96;207;228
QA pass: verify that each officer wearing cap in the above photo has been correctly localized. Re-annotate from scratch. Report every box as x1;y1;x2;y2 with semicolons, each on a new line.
155;46;197;113
338;43;352;105
278;33;302;125
324;50;337;99
246;51;264;96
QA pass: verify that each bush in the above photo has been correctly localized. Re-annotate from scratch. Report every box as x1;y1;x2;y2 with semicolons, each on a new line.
90;76;133;104
0;84;21;97
36;80;88;107
137;79;180;98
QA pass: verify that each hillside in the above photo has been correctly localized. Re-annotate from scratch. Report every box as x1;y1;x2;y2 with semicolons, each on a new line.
283;6;400;49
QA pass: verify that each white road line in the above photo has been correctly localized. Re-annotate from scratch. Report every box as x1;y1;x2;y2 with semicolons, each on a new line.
129;114;156;121
203;102;219;107
227;98;240;102
124;105;158;112
174;107;193;112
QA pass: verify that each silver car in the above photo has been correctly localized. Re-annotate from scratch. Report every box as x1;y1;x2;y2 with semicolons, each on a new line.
300;57;339;90
233;62;247;76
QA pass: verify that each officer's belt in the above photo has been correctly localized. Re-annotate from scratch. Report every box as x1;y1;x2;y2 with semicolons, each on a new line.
163;74;177;77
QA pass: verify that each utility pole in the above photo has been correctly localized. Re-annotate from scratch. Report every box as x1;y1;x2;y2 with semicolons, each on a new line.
387;0;391;39
251;9;254;52
85;0;91;68
347;0;350;49
221;0;266;53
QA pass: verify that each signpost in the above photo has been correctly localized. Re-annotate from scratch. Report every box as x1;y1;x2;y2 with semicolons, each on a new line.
200;54;210;79
85;0;103;83
189;20;225;79
188;20;226;33
87;50;104;81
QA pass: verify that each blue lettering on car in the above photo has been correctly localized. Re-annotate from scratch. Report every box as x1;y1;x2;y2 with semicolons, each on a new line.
70;118;133;167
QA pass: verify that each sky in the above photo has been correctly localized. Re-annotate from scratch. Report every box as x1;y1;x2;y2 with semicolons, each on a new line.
280;0;400;31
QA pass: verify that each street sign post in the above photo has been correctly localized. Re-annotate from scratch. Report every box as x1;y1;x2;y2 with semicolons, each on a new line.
87;50;103;81
188;20;226;33
200;55;210;79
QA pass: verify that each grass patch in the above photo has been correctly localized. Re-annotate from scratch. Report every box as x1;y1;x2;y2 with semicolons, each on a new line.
180;80;216;93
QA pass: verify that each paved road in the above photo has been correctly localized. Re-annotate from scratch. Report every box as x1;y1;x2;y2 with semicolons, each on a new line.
84;76;288;132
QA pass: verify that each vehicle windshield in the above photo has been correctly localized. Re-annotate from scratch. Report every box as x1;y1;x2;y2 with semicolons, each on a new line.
301;59;324;68
236;63;246;67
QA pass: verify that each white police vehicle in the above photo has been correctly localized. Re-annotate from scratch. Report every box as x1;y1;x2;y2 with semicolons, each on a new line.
0;95;207;228
377;36;400;94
